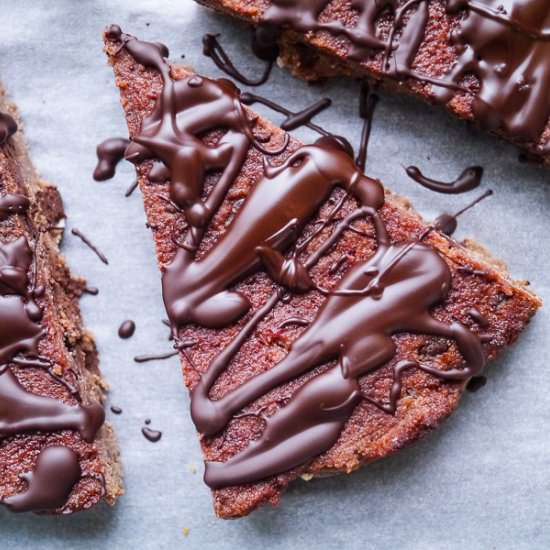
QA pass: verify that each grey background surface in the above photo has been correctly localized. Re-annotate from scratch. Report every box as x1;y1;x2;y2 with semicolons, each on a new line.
0;1;549;548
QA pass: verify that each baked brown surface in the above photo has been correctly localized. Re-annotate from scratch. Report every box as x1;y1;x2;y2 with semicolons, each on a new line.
105;35;540;518
195;0;550;163
0;86;123;513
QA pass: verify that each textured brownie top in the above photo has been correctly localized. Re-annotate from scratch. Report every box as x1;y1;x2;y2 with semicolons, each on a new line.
104;27;539;518
196;0;550;162
0;87;122;514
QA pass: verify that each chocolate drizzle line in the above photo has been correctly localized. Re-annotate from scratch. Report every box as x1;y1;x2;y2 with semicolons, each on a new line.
1;447;81;513
133;350;179;363
356;82;378;172
109;26;486;490
258;0;550;154
240;91;349;147
93;137;130;181
202;33;274;86
0;111;17;146
71;228;109;265
406;165;483;194
125;180;139;197
280;97;332;132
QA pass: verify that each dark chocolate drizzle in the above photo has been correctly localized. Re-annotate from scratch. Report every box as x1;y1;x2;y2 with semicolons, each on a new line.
202;33;274;86
118;319;136;339
71;228;109;265
110;26;486;490
0;111;17;146
280;97;331;132
133;350;179;363
406;165;483;194
142;425;162;443
258;0;550;153
356;82;378;172
1;447;81;513
433;189;494;237
93;137;130;181
125;180;139;197
466;374;487;392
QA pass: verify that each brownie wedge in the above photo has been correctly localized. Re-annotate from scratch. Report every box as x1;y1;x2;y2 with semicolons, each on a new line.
104;26;540;518
0;86;122;513
195;0;550;163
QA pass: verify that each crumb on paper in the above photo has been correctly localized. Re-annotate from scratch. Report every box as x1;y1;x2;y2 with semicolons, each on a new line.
182;527;190;536
301;473;314;481
188;464;197;474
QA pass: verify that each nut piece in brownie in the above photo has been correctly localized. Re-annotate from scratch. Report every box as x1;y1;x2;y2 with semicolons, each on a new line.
104;26;539;518
194;0;550;163
0;86;122;514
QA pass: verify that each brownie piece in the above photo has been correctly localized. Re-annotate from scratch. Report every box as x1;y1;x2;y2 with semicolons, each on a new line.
0;86;123;513
195;0;550;163
104;27;539;518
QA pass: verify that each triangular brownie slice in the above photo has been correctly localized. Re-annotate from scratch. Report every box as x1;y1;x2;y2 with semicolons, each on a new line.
104;26;539;518
0;86;122;513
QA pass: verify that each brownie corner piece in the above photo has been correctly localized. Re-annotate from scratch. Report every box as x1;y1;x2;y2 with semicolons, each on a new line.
0;85;123;514
104;26;539;518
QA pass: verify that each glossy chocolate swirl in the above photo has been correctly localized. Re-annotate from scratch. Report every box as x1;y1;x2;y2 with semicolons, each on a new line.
259;0;550;152
109;26;485;490
2;447;81;513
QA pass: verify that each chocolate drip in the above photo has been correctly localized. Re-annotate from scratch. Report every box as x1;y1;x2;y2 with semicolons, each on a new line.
278;317;309;330
142;424;162;442
0;111;17;145
280;98;331;131
259;0;550;152
203;33;274;86
0;366;104;442
434;189;494;236
466;375;487;393
0;236;34;295
93;137;130;181
0;194;30;221
71;228;109;265
125;180;139;197
83;286;99;295
111;26;486;490
434;213;458;236
133;350;179;363
118;319;136;339
406;166;483;194
1;447;81;513
356;82;378;172
110;405;123;415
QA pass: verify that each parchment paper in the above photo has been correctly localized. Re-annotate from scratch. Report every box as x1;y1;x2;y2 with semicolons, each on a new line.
0;1;549;548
